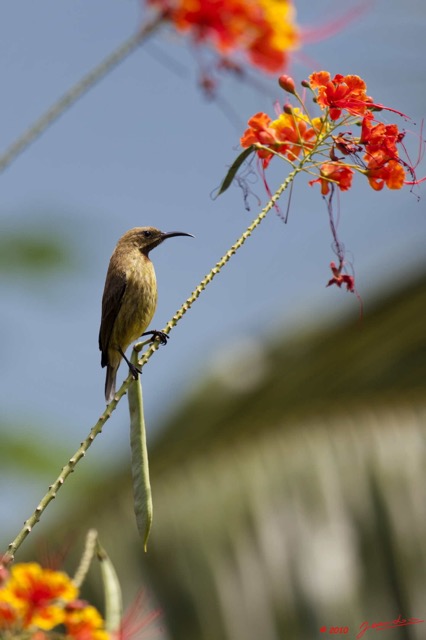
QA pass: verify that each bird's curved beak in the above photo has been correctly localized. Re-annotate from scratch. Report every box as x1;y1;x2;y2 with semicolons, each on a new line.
161;231;195;240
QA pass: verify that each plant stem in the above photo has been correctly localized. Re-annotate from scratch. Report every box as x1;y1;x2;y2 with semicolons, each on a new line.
2;160;309;563
0;15;164;175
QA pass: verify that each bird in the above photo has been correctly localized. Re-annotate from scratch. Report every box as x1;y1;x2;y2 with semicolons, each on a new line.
99;226;193;403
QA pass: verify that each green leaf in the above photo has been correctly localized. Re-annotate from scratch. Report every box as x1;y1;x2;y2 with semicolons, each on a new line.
214;146;255;197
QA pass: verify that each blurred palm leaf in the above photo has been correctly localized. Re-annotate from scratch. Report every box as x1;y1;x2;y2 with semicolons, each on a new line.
38;270;426;640
151;272;426;471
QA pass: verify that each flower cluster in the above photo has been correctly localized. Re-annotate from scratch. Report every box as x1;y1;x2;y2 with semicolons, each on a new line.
0;562;108;640
309;72;409;193
147;0;300;72
224;71;423;298
240;71;415;194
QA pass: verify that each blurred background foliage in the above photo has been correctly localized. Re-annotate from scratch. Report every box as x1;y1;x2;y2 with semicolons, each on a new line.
0;230;71;275
31;272;426;640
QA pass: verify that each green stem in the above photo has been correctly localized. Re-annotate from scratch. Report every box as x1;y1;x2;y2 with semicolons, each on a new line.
0;15;164;175
2;158;310;563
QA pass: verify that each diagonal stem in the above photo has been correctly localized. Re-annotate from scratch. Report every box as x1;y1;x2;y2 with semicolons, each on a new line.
0;14;164;175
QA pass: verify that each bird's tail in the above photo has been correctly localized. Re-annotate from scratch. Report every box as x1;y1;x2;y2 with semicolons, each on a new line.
105;364;118;403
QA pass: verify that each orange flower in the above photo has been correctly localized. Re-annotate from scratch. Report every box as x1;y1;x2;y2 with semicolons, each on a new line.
309;71;373;120
365;153;405;191
241;108;321;168
65;604;109;640
0;562;78;631
310;162;354;195
148;0;300;72
361;114;404;159
240;112;275;146
240;112;277;167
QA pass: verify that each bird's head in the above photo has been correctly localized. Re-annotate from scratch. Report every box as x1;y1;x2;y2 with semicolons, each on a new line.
119;227;194;255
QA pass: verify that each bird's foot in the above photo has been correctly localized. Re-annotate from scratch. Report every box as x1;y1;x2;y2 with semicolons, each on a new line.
142;330;169;346
128;362;142;380
118;347;142;379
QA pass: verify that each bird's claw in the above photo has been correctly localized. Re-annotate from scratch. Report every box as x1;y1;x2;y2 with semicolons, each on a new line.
142;330;169;346
129;362;142;380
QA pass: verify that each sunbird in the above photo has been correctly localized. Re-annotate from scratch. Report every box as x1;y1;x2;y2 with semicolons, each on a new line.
99;227;193;403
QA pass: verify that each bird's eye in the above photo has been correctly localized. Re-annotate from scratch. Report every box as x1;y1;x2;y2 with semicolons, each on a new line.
143;230;152;238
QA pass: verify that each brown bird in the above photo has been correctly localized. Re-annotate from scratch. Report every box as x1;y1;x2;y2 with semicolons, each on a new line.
99;226;193;403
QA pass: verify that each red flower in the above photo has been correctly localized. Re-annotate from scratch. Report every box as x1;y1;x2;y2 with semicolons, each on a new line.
327;261;355;292
309;162;354;195
309;71;373;120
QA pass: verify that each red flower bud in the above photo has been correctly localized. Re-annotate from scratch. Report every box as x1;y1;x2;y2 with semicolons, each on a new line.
278;74;296;94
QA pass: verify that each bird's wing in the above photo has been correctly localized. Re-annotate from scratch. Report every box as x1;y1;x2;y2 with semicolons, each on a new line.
99;268;127;367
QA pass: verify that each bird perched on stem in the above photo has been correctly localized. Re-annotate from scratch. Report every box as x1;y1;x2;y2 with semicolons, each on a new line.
99;226;193;403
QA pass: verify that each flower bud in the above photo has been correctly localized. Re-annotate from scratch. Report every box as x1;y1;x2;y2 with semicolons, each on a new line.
278;74;296;94
283;103;293;114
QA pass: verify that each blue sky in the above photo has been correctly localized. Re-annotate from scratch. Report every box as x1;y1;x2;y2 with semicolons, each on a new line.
0;0;425;541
